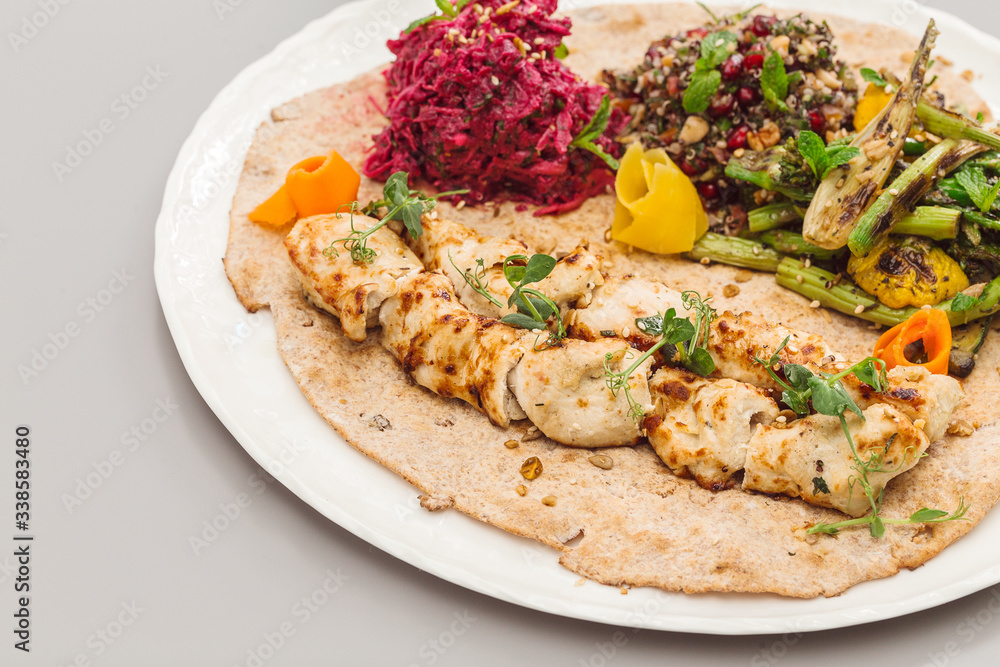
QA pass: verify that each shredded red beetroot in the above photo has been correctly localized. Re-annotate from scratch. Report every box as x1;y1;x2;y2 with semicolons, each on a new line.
364;0;628;216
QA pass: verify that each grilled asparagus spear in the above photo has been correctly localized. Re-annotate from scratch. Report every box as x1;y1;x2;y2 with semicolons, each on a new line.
802;20;938;250
847;138;984;256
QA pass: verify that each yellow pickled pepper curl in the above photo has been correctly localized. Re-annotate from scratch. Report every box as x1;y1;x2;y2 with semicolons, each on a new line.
612;143;709;254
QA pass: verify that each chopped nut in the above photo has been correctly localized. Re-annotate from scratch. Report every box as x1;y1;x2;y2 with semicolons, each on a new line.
541;495;557;507
757;121;781;149
678;115;710;144
863;138;891;161
589;454;613;470
504;439;519;449
516;484;528;496
496;0;519;15
520;456;543;479
746;130;764;152
947;419;975;437
961;69;975;82
734;269;754;283
816;68;843;90
913;418;927;431
723;284;740;298
769;35;791;56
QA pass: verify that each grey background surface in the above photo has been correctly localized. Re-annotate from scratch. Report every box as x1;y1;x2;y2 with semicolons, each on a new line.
6;0;1000;665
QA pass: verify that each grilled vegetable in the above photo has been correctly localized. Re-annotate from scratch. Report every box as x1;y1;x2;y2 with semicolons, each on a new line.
847;138;983;256
846;236;969;308
748;202;803;232
873;308;952;375
776;257;1000;327
917;100;1000;152
949;316;992;378
724;142;815;202
757;229;844;262
685;232;782;272
802;20;937;249
894;206;961;240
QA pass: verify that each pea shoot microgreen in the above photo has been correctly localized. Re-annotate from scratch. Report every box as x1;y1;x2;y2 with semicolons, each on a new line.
604;291;717;422
323;171;468;264
452;252;567;349
751;337;969;537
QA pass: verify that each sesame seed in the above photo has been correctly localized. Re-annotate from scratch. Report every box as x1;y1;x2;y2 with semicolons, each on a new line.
804;258;812;268
776;415;787;423
622;327;630;338
572;423;582;431
752;245;761;256
456;200;466;210
809;300;821;308
889;188;899;196
700;257;711;265
796;274;804;284
534;36;544;45
491;75;500;86
854;304;865;314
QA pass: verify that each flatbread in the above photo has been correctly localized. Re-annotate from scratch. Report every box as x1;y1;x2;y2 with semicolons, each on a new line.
223;4;1000;598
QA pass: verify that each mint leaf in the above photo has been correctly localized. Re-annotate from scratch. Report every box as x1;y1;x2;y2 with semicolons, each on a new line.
404;13;447;33
571;95;619;170
955;168;1000;214
822;146;860;178
860;67;887;87
812;477;830;494
700;30;737;69
797;130;827;178
683;68;721;114
761;49;789;112
435;0;457;16
951;292;979;312
554;43;569;59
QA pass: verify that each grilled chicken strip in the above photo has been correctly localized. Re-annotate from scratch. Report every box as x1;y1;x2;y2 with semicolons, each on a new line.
407;216;603;318
645;367;779;490
706;311;963;441
379;271;530;427
743;403;929;517
508;338;651;447
565;274;687;350
285;213;422;342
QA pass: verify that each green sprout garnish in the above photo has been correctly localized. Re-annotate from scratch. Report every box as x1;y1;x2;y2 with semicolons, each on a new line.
604;291;717;422
751;337;969;537
323;171;467;264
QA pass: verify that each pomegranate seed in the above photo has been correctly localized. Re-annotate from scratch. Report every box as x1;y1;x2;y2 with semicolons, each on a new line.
727;125;750;149
686;27;708;40
737;86;759;106
698;183;719;199
679;160;699;176
808;109;826;133
751;16;776;37
744;52;764;69
666;75;680;97
720;53;744;81
709;93;735;117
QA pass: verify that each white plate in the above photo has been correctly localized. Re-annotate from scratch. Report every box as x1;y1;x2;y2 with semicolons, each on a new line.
154;0;1000;634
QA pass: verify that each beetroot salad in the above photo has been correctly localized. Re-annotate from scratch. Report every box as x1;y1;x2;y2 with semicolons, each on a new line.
364;0;628;216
